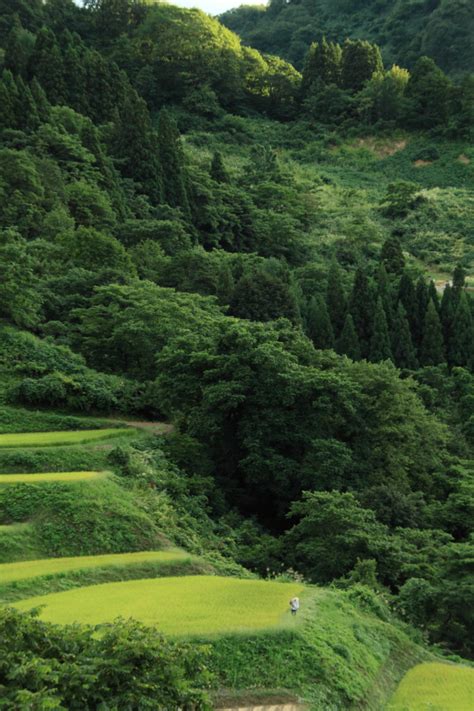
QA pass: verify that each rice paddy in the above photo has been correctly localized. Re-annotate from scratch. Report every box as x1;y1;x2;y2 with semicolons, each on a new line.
0;550;190;584
0;471;109;485
14;576;307;636
0;428;131;448
388;662;474;711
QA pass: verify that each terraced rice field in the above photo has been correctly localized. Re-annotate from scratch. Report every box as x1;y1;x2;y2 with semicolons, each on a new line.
0;428;131;448
388;662;474;710
14;576;307;636
0;550;190;583
0;471;109;485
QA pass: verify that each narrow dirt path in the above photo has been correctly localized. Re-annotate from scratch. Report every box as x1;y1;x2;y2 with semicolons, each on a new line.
106;419;174;434
218;706;305;711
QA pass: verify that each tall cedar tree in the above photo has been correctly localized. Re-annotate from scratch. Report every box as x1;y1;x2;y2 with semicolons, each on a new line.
341;39;383;92
158;109;190;215
449;291;474;369
0;72;16;130
392;303;418;370
210;151;229;183
440;283;455;347
398;272;417;339
28;27;66;105
420;300;445;366
302;37;342;96
452;264;466;302
414;278;429;348
337;313;361;361
381;235;405;275
376;263;394;329
349;267;374;357
325;261;347;337
113;88;163;204
306;295;335;350
369;297;392;362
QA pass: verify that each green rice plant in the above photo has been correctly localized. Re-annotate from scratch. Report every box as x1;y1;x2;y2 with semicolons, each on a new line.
0;550;189;584
387;662;474;711
0;557;213;603
0;471;109;485
0;429;133;448
14;576;307;636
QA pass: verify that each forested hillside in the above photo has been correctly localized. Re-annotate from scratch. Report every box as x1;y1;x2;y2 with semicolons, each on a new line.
0;0;473;708
222;0;474;75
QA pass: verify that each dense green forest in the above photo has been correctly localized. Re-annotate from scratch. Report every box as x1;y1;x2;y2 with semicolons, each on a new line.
0;0;473;707
222;0;474;76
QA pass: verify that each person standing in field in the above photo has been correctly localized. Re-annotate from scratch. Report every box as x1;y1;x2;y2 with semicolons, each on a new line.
290;596;300;616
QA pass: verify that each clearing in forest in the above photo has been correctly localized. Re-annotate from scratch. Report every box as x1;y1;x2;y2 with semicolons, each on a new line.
0;550;190;583
14;576;307;636
0;428;132;448
0;471;109;485
387;662;474;710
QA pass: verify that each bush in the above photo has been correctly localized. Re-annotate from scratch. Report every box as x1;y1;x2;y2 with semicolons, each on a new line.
0;607;212;709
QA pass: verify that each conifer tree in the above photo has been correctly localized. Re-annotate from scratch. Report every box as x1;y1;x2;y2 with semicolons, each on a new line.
30;77;50;122
341;39;383;92
4;20;31;77
452;264;466;304
158;109;190;214
28;27;66;105
397;271;416;337
449;292;474;369
15;76;39;131
376;263;394;329
381;235;405;275
428;280;440;312
0;73;17;130
392;303;418;370
306;295;335;350
440;283;455;347
369;297;392;362
112;89;163;204
349;267;374;357
210;151;228;183
336;313;361;361
302;37;342;96
414;278;429;348
420;300;445;366
326;261;347;336
216;261;235;305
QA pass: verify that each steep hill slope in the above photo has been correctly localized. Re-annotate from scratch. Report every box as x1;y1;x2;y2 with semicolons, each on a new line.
222;0;474;75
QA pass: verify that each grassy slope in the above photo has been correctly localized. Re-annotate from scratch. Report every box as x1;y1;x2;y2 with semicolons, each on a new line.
388;663;474;711
190;123;474;275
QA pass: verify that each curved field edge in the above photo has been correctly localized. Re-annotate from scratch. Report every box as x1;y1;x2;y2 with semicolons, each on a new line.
206;591;429;711
0;558;217;604
0;549;191;583
12;576;308;636
0;470;110;484
0;428;134;448
387;662;474;711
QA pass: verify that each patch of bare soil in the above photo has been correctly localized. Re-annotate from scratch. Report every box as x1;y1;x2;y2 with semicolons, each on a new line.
357;137;407;157
458;153;471;165
414;159;432;167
